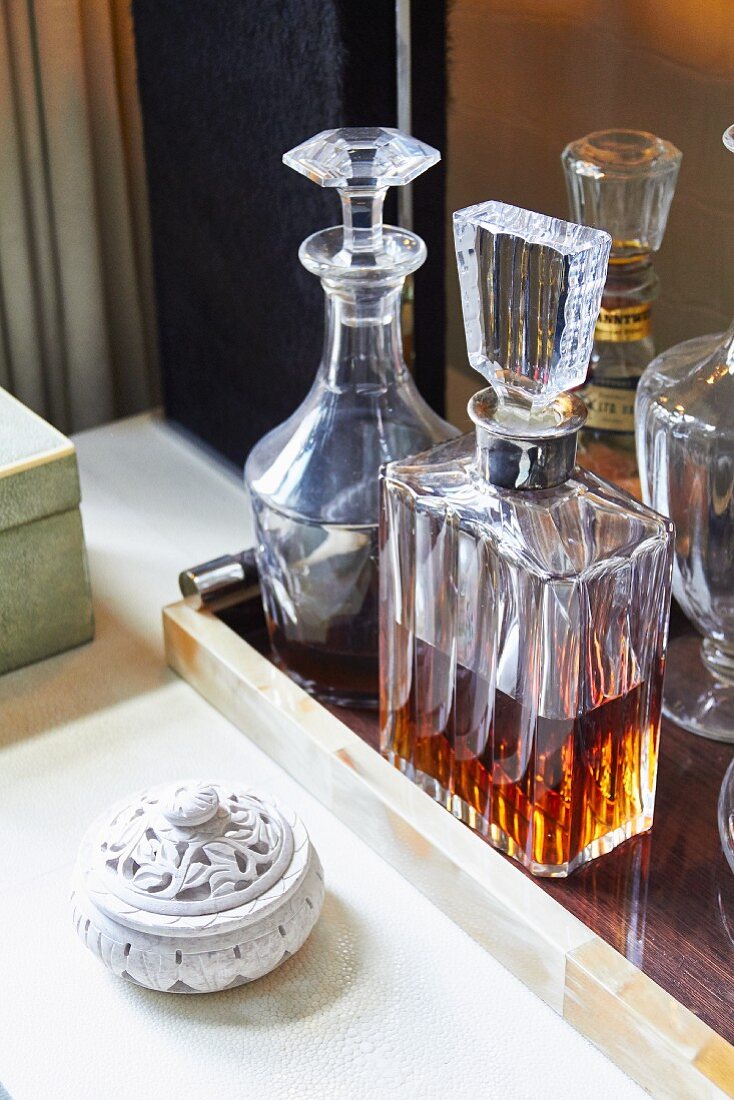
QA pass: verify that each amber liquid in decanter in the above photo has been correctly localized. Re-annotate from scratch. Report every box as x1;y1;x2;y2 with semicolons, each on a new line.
384;631;663;872
268;624;380;705
265;564;380;705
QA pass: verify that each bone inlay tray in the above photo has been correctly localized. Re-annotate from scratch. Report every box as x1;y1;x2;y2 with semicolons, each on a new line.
164;593;734;1099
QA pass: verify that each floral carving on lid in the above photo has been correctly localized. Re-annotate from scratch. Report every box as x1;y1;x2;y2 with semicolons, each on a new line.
95;781;295;917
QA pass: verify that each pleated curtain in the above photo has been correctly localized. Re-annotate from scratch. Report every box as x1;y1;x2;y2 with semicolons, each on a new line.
0;0;158;434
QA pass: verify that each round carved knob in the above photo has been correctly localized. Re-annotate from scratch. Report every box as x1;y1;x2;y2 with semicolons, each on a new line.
161;782;220;827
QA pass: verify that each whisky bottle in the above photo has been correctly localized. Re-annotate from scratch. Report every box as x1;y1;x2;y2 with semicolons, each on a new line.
379;200;674;876
562;130;681;497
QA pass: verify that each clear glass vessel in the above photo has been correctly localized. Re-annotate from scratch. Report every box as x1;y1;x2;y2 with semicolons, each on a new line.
636;127;734;743
245;128;457;708
562;130;681;498
719;756;734;877
380;201;674;876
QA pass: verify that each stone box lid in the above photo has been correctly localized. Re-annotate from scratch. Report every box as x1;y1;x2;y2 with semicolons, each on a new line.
0;387;81;535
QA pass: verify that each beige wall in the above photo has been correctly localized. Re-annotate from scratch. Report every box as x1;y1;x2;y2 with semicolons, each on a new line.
445;0;734;427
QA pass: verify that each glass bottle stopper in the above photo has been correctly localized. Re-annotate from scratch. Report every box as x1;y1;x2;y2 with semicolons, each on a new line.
283;127;439;279
453;200;611;419
561;130;681;259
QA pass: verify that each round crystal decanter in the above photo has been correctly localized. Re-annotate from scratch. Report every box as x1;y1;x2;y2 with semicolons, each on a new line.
245;127;457;708
562;130;681;497
636;126;734;742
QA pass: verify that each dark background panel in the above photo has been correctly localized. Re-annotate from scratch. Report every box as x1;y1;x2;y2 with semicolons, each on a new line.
410;0;449;413
133;0;447;470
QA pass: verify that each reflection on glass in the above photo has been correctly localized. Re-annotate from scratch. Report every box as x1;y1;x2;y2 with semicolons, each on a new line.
579;834;652;968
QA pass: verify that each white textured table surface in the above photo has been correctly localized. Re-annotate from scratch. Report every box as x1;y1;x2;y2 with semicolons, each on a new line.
0;414;645;1100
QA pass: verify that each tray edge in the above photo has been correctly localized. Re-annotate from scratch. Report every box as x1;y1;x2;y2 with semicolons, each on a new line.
163;597;734;1100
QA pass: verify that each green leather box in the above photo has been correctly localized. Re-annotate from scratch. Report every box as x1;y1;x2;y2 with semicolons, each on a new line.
0;389;94;673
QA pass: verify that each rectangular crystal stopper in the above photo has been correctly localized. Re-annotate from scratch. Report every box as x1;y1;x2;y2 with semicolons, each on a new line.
453;201;610;399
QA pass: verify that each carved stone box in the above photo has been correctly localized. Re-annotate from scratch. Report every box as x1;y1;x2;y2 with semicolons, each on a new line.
72;779;324;993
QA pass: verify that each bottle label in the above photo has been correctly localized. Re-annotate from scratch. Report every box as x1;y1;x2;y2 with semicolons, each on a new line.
594;303;652;342
581;378;638;433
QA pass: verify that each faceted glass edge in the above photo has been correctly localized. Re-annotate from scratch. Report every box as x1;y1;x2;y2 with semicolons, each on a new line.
561;132;682;251
453;201;610;397
283;127;440;188
454;200;607;256
562;131;682;181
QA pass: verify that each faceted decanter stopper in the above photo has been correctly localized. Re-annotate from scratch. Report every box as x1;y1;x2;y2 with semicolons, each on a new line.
284;127;439;278
453;200;611;405
562;130;681;258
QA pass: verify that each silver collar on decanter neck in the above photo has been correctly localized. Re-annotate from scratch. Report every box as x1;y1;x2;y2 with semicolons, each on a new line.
468;386;587;491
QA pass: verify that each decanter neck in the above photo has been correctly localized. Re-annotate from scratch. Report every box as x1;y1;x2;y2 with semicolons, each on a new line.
320;281;406;391
470;387;587;491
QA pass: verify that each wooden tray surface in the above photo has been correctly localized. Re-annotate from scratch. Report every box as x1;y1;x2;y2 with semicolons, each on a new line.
218;600;734;1047
166;593;734;1098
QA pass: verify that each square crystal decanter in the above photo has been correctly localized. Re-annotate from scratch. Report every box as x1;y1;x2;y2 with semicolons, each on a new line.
379;201;674;876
